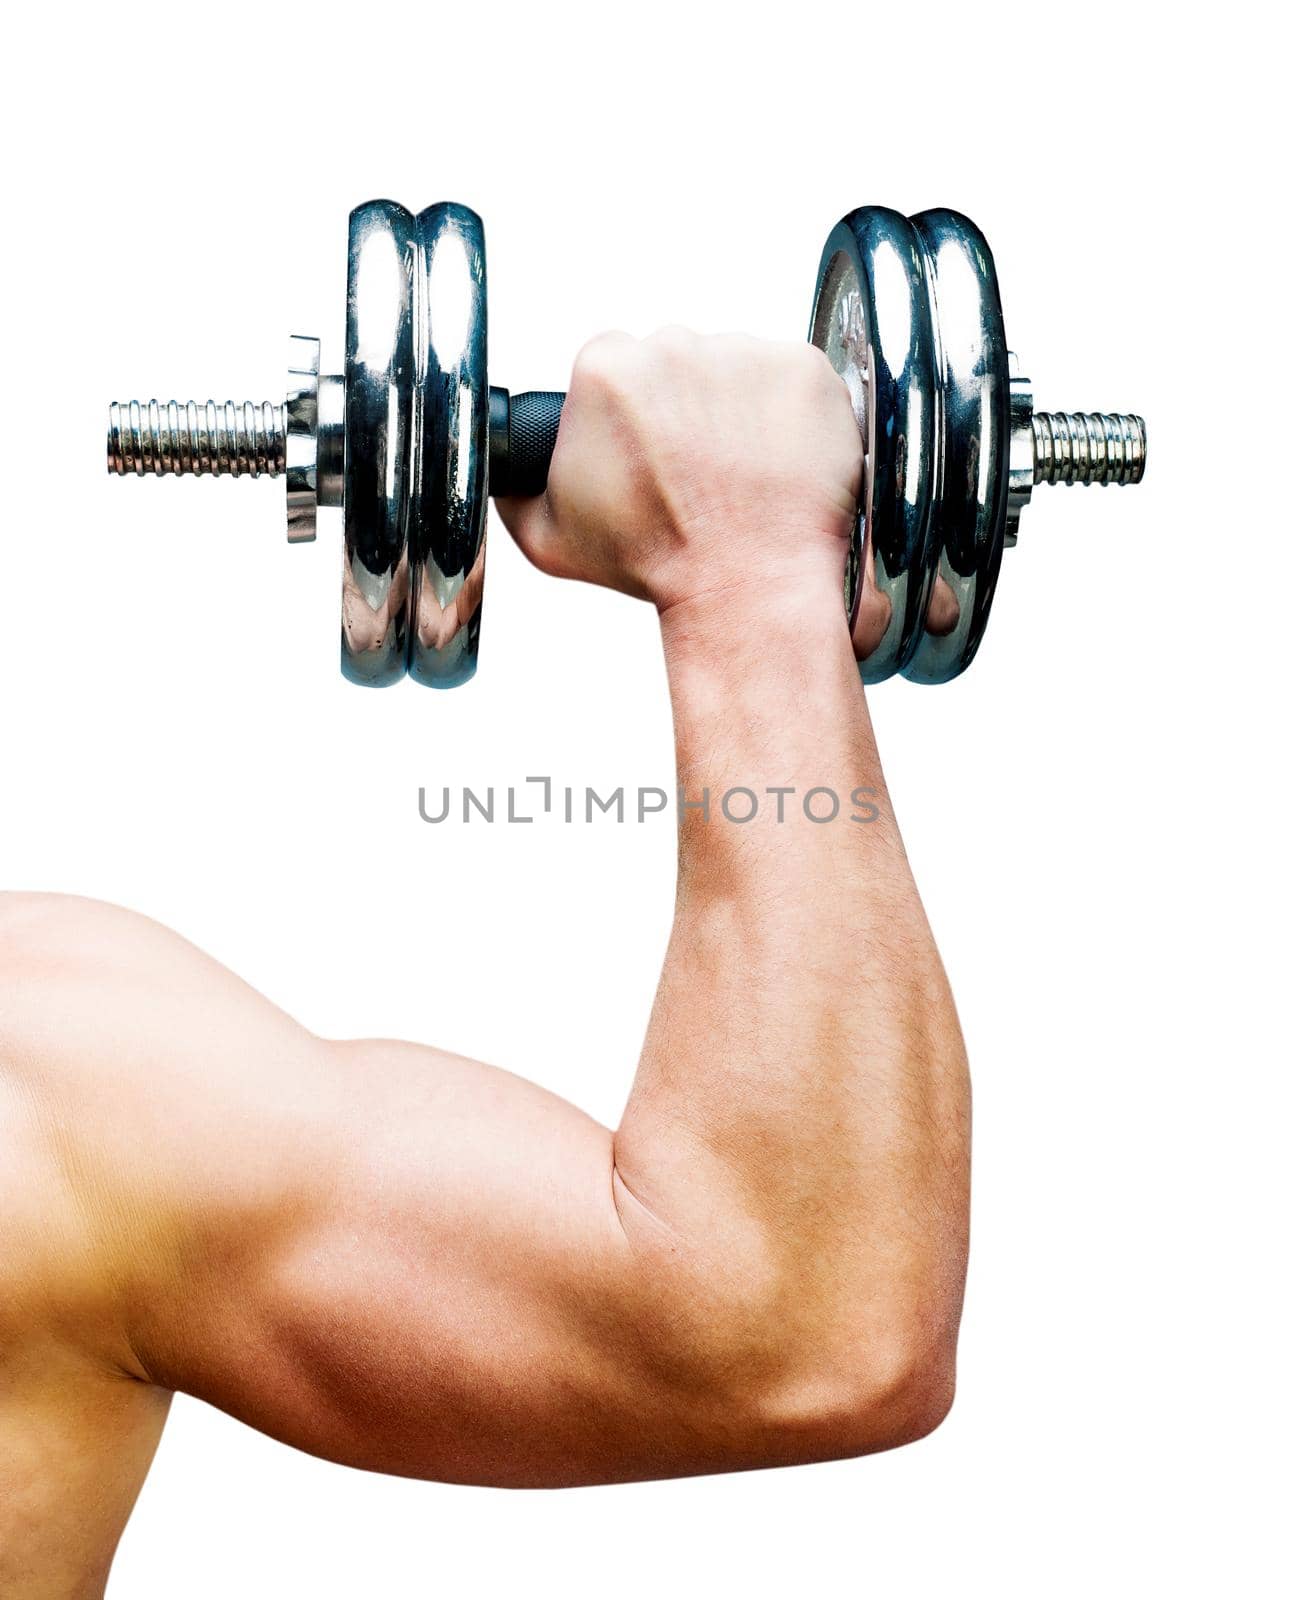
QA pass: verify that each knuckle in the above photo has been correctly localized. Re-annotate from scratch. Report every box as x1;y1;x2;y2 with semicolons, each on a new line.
787;339;833;385
570;331;637;404
737;338;830;403
646;325;702;372
798;344;853;415
572;330;635;388
705;331;758;370
802;340;838;382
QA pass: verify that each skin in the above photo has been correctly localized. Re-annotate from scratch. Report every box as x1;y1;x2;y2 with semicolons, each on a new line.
0;330;970;1598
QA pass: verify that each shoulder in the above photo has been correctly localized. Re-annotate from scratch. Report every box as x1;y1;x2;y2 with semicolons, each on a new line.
0;893;188;1128
0;895;158;1329
0;891;174;1032
0;892;330;1377
0;888;184;978
0;891;301;1086
0;895;132;1374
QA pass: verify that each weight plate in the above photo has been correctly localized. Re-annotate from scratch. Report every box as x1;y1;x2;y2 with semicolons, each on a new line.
340;199;416;686
902;210;1010;684
407;203;489;688
810;208;939;684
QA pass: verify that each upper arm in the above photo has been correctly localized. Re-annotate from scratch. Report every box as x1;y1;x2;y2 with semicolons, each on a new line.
0;894;741;1486
163;1036;674;1487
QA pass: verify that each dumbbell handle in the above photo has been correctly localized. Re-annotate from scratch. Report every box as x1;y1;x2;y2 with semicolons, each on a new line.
488;388;565;497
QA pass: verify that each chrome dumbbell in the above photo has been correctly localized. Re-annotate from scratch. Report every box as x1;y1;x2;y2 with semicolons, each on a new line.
106;201;1146;687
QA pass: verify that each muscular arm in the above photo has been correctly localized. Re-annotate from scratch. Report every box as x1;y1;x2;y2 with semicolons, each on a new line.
2;334;968;1512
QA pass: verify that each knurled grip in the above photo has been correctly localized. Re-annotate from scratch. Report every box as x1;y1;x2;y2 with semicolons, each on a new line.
488;388;565;497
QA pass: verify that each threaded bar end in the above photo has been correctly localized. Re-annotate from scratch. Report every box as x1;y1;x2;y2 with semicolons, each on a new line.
1032;411;1146;486
107;399;286;478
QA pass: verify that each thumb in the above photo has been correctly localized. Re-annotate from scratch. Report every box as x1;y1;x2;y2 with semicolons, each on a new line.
493;492;562;578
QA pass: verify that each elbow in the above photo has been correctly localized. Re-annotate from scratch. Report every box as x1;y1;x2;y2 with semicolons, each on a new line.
745;1319;959;1464
622;1190;967;1471
659;1260;962;1469
810;1331;958;1458
684;1218;967;1465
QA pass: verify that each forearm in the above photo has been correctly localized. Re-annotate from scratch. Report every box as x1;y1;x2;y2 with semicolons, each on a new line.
613;578;970;1423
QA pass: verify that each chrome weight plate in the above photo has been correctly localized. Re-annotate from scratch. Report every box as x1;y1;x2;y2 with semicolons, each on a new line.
902;210;1010;684
340;200;416;686
810;208;939;683
408;204;489;688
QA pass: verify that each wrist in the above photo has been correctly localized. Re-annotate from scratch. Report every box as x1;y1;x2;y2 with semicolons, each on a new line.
658;565;872;803
658;566;853;679
658;560;886;869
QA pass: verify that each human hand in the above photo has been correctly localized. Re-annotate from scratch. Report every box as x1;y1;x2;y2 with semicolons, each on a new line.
494;329;861;619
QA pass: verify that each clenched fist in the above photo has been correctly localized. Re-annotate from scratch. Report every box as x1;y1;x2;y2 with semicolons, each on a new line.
495;328;862;618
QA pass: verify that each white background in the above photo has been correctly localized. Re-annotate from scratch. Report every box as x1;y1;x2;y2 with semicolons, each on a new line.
2;3;1284;1595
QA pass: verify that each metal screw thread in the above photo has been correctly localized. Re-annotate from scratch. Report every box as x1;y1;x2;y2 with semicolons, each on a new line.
107;399;286;478
1032;411;1146;486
